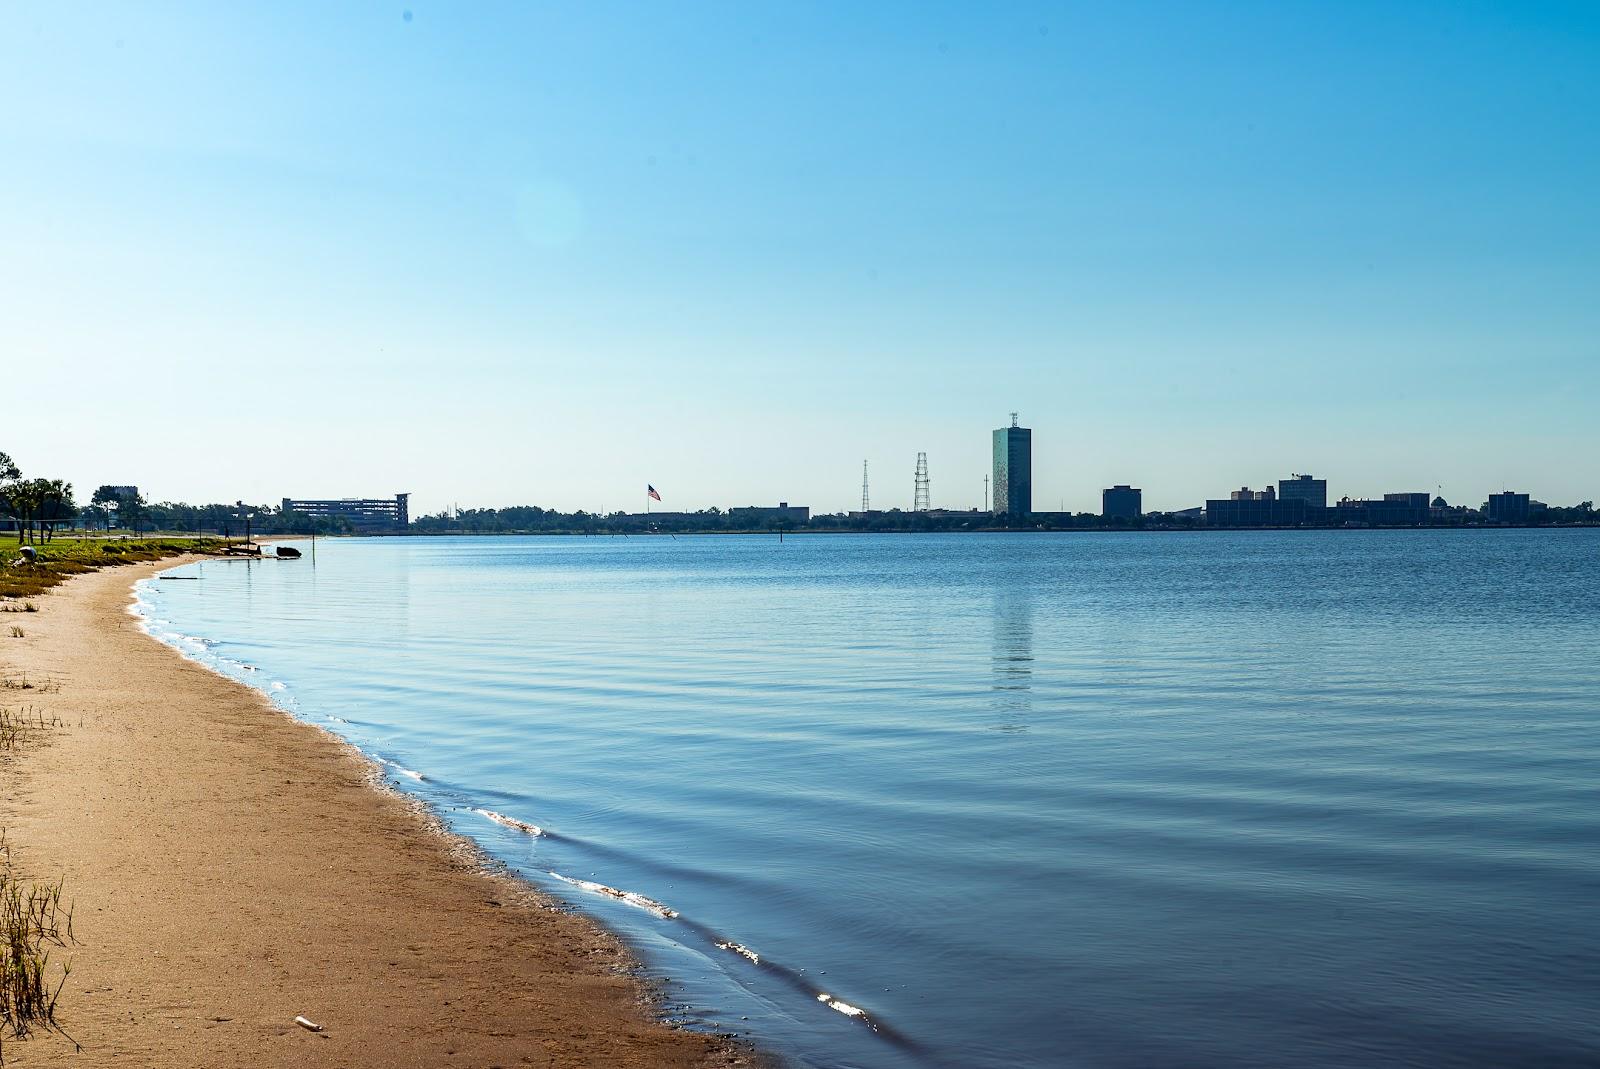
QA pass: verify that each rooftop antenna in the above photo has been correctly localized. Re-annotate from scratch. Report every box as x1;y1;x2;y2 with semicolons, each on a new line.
914;452;930;512
1011;412;1019;428
861;460;870;513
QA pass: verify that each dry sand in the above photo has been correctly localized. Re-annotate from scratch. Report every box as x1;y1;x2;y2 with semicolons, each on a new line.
0;559;752;1068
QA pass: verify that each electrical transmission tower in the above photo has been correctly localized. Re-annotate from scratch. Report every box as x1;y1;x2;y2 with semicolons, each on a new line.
861;460;870;513
913;452;930;511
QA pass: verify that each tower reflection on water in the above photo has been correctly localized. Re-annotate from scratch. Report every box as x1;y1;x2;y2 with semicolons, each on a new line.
990;585;1034;733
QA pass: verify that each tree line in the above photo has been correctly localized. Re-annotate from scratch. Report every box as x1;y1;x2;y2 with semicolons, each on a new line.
0;452;77;543
0;454;360;540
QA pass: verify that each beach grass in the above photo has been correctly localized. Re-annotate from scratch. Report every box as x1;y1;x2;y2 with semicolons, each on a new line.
0;858;77;1060
0;537;216;601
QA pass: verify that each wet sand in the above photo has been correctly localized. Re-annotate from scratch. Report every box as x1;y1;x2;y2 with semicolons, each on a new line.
0;559;751;1068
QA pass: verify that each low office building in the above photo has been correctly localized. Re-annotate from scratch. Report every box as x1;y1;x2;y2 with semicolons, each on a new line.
282;494;410;531
1278;474;1328;510
1486;491;1532;523
1102;485;1142;520
1206;487;1310;526
729;502;811;526
1332;493;1430;526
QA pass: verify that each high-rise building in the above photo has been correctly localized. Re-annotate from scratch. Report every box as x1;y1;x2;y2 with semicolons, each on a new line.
1278;474;1327;510
1102;485;1142;519
992;414;1032;517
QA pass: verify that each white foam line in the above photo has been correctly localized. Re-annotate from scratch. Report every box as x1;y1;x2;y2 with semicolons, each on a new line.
380;758;425;781
475;808;543;837
716;940;761;964
816;993;867;1018
549;872;678;919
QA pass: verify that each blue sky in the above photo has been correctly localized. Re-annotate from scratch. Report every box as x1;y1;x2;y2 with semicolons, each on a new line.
3;2;1596;514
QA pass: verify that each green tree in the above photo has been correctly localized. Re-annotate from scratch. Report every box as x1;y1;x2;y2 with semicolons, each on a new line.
0;453;19;539
37;480;77;542
120;490;149;535
90;485;123;531
6;478;45;543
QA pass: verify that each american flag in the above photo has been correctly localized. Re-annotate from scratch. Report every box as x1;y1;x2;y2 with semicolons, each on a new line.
647;485;661;502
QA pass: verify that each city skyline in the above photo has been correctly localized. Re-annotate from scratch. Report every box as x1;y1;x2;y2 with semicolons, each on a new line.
4;4;1598;514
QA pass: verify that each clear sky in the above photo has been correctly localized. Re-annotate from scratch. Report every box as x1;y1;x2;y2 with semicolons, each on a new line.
3;2;1596;515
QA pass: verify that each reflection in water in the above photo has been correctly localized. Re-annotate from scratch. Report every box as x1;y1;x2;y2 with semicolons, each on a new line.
990;585;1034;732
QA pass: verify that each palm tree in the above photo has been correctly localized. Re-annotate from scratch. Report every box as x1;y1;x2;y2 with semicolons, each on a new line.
7;479;42;544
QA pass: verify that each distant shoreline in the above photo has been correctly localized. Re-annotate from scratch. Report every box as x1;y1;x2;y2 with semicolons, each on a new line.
343;523;1600;537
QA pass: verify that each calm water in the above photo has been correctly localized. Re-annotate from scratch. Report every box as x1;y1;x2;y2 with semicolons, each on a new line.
135;532;1600;1068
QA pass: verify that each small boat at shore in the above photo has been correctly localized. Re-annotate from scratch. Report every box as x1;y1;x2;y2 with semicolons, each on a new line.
275;546;302;559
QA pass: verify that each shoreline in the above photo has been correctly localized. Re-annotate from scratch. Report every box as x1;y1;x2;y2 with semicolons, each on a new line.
320;524;1597;537
0;558;754;1067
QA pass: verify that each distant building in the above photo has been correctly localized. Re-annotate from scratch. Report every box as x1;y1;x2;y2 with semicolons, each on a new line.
104;485;140;499
992;414;1032;518
728;502;811;526
619;511;693;526
1333;493;1430;525
1430;496;1469;524
1102;485;1142;519
1486;491;1531;523
1206;486;1308;526
282;494;409;532
1278;474;1327;510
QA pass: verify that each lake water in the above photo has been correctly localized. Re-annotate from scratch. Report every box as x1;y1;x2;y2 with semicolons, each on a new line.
135;532;1600;1068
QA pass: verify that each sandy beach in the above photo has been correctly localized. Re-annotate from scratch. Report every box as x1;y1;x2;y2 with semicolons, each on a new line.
0;558;749;1068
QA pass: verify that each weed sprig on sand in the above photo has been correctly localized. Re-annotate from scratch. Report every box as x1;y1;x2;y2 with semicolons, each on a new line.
0;677;57;695
0;708;62;752
0;859;77;1059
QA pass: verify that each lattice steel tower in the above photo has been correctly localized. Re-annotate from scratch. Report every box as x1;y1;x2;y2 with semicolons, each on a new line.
913;452;930;511
861;460;870;513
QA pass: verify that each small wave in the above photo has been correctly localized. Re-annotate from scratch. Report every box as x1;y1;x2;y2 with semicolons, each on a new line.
270;681;287;691
475;808;543;837
380;758;425;781
817;993;867;1019
549;872;678;919
716;940;761;964
327;715;351;724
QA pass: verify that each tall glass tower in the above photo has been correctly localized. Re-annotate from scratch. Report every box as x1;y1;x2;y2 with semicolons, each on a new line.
992;414;1032;517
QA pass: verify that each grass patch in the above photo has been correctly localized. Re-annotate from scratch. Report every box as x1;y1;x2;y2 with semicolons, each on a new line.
0;708;61;752
0;538;217;601
0;715;77;1058
0;860;77;1059
0;678;56;695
